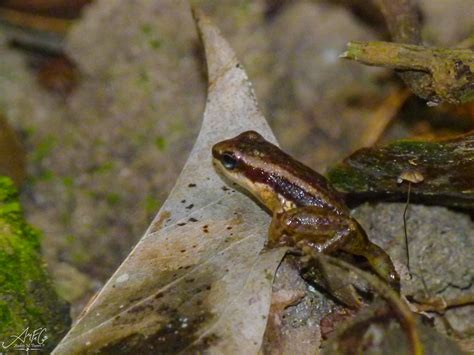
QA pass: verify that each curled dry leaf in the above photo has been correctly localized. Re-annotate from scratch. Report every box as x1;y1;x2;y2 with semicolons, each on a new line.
53;8;286;354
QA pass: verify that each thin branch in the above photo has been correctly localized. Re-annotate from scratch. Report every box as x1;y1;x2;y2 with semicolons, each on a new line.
346;0;474;105
342;41;474;104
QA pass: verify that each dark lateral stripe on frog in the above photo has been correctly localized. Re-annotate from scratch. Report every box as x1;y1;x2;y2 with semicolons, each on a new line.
240;163;344;213
235;135;347;212
234;137;348;213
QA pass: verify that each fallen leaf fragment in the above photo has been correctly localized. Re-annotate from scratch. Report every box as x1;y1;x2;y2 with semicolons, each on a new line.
262;289;305;354
53;7;286;354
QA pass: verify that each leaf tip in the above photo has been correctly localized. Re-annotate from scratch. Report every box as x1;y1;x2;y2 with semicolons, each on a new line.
190;5;240;89
190;5;208;34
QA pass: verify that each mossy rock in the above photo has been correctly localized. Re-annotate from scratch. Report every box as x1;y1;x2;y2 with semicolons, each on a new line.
0;177;70;351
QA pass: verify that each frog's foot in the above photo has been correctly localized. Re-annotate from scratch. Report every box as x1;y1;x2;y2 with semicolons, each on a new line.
300;257;364;309
355;243;400;291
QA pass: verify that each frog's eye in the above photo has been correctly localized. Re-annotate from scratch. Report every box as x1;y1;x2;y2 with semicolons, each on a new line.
222;153;238;170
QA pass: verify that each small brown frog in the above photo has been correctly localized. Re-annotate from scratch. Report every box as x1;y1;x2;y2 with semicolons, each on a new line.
212;131;399;291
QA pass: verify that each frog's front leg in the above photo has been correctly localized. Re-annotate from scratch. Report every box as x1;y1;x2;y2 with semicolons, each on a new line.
267;206;399;290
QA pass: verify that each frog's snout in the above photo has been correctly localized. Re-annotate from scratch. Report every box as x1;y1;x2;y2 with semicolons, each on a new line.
211;143;221;160
211;143;226;172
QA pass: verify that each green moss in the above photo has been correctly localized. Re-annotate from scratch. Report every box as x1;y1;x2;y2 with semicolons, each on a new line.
71;247;91;265
62;176;74;187
65;234;76;245
144;196;161;215
0;176;69;350
140;22;162;50
93;161;115;174
0;177;18;202
106;192;122;206
32;135;57;164
0;303;12;324
141;23;153;35
38;169;55;182
386;140;450;162
327;166;368;192
238;0;252;13
460;88;474;103
149;38;162;50
154;136;167;151
139;69;150;84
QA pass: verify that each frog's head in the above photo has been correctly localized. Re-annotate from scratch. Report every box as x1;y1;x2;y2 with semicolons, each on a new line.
213;130;348;215
212;131;282;211
212;130;266;170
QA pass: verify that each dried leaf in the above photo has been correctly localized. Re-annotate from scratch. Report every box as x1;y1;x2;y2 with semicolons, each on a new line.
53;8;286;354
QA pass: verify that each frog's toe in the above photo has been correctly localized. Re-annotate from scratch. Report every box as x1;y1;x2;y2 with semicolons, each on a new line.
357;243;400;291
370;256;400;291
387;269;400;292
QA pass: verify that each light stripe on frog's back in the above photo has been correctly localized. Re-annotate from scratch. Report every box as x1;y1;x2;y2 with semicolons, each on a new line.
240;153;349;215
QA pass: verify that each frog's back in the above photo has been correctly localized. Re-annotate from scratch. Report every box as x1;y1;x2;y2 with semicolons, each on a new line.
259;146;349;214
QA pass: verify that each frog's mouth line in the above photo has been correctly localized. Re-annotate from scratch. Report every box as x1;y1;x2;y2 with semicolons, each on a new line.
212;158;273;214
212;157;251;192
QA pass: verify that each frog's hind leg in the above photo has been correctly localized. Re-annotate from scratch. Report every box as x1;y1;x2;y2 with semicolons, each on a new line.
267;206;349;254
267;206;364;308
267;207;399;290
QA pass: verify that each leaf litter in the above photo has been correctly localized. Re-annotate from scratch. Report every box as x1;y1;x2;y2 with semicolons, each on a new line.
53;8;286;354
